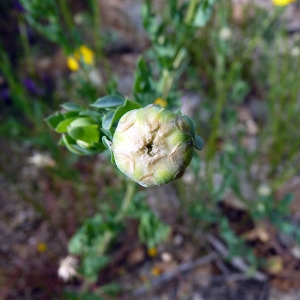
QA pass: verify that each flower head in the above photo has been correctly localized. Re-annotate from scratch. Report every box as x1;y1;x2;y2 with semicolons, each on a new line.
112;105;198;187
271;0;295;6
58;256;78;281
67;45;94;72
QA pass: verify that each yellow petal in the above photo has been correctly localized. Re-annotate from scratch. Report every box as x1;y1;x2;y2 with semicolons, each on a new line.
67;56;79;72
271;0;295;6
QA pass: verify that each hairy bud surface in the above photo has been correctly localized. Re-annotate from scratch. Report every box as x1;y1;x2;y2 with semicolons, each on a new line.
112;105;196;187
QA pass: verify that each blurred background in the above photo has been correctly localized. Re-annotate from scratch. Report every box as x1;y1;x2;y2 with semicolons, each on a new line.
1;0;300;299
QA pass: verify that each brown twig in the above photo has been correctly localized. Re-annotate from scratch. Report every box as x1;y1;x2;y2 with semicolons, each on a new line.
133;252;218;296
207;234;267;282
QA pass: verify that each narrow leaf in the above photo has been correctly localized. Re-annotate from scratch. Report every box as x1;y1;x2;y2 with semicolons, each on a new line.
60;102;82;112
91;95;124;108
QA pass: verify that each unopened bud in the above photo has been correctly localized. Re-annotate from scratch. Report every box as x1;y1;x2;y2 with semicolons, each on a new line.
112;105;198;187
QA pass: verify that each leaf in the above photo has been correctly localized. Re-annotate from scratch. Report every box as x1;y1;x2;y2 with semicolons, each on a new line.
102;136;115;164
60;102;82;112
110;99;142;129
91;95;124;108
183;115;196;137
101;99;141;132
194;135;204;150
102;111;115;131
81;255;111;282
68;125;100;144
80;109;102;122
69;117;95;127
55;117;77;133
61;134;88;155
193;0;216;27
45;112;64;129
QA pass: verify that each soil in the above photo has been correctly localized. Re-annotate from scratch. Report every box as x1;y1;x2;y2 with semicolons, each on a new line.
1;0;300;299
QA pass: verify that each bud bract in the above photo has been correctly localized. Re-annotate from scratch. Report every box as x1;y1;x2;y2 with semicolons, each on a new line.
112;105;199;187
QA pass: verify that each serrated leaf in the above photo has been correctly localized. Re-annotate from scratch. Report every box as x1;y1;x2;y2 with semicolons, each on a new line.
194;135;204;150
68;125;100;144
45;112;64;129
91;95;124;108
60;102;82;112
55;117;77;133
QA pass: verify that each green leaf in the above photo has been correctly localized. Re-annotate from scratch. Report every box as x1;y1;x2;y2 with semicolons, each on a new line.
68;125;100;144
62;134;88;155
91;95;124;108
183;115;196;138
193;0;216;27
60;102;82;112
102;136;115;164
80;109;102;122
194;135;204;150
69;117;94;127
109;98;141;131
102;111;115;131
45;112;64;129
81;255;111;282
55;117;77;133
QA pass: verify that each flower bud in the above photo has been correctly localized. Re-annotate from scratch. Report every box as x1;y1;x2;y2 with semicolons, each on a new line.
112;105;196;187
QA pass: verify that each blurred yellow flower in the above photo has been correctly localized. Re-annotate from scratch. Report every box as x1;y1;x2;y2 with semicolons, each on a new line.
271;0;295;6
37;242;47;253
153;98;167;108
151;267;162;276
147;247;158;257
67;45;95;72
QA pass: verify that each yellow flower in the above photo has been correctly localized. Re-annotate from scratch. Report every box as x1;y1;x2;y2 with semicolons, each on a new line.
271;0;295;6
147;247;158;257
150;267;162;276
67;56;80;72
67;45;94;72
153;98;167;108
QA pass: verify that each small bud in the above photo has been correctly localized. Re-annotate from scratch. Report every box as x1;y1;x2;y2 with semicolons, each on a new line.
112;105;197;187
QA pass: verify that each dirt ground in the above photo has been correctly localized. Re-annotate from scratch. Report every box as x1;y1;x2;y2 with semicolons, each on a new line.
1;0;300;299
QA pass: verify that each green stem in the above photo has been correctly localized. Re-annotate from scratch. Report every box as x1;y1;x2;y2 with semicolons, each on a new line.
185;0;198;24
18;17;35;76
58;0;76;48
115;181;136;222
97;181;136;255
91;0;102;58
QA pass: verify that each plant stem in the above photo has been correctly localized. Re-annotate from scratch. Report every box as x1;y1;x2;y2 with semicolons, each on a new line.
115;181;136;222
58;0;77;48
97;181;136;255
91;0;102;59
18;17;35;76
185;0;198;24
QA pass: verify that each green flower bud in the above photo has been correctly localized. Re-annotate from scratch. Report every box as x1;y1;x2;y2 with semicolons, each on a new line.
112;105;198;187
